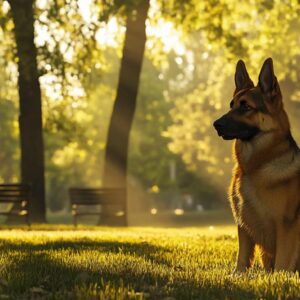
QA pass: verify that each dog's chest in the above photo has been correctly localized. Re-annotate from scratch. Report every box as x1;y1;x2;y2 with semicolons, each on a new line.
233;175;280;251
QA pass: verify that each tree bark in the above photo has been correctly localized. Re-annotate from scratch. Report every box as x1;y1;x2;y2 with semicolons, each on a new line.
101;1;150;225
8;0;46;223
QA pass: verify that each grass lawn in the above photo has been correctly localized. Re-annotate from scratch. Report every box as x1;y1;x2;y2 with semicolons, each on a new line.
0;225;299;299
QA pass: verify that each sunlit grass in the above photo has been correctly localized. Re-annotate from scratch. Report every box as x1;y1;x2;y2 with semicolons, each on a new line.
0;226;298;299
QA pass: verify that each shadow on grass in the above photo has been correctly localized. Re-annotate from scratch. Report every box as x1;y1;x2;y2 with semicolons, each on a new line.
0;240;256;299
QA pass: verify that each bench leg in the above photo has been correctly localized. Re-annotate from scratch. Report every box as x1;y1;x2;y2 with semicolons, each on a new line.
26;213;31;228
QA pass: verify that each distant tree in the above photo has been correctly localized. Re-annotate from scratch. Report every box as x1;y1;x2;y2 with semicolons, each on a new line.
7;0;46;223
102;0;150;223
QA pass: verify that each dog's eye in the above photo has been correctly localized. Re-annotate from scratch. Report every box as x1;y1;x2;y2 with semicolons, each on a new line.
240;100;253;112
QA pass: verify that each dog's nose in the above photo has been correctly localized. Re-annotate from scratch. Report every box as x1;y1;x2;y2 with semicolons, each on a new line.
213;118;225;131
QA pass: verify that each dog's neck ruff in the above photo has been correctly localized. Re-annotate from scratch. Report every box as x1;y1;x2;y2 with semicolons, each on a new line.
235;131;300;182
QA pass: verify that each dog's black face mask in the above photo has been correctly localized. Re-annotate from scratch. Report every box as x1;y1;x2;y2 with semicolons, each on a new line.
213;115;260;141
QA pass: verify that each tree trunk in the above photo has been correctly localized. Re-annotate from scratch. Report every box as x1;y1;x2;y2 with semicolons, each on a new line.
101;1;150;225
8;0;46;223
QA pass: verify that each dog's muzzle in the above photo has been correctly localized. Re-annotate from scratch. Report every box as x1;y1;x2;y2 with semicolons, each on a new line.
213;116;259;141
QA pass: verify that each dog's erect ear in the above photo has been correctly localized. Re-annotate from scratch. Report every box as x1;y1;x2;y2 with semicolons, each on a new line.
234;60;254;95
258;58;278;96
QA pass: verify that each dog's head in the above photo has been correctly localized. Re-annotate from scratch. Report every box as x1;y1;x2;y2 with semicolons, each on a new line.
213;58;288;141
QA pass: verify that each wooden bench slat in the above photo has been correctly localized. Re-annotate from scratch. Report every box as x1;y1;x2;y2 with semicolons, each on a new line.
0;191;30;195
0;183;29;186
0;192;30;196
0;195;29;201
0;199;28;203
70;198;124;204
69;187;124;191
0;185;30;188
70;194;123;198
0;191;29;193
0;211;28;216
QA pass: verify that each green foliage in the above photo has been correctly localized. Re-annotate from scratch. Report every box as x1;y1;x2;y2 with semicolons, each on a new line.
0;226;300;298
2;0;300;210
164;0;300;188
129;57;174;187
129;53;222;206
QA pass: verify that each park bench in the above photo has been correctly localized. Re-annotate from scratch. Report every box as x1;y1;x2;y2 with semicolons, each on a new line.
69;187;127;226
0;184;31;226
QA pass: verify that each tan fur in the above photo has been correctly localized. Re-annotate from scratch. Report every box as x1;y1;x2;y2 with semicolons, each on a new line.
223;59;300;272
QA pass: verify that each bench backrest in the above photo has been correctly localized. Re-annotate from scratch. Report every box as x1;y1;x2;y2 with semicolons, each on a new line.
69;188;125;206
0;184;31;204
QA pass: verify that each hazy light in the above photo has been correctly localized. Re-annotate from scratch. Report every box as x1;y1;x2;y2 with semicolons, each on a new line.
202;52;209;60
146;5;186;56
175;57;183;65
96;18;121;48
151;185;160;193
150;208;158;215
224;157;230;163
35;24;51;47
174;208;184;215
78;0;92;22
36;0;48;9
2;1;10;14
196;204;203;212
115;211;125;217
209;226;215;231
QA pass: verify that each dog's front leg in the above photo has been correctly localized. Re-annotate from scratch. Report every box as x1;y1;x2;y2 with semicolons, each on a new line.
235;225;255;273
274;222;299;272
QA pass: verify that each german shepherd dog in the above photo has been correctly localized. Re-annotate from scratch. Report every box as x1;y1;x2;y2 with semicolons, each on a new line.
214;58;300;272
